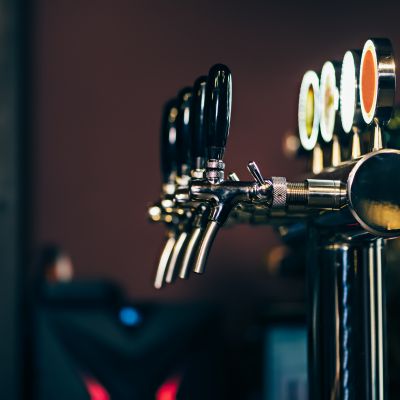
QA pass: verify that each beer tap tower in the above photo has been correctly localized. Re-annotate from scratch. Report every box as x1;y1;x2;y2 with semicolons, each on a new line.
149;38;399;399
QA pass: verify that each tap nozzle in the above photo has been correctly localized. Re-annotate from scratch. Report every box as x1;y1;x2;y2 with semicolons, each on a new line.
193;221;220;274
179;204;209;279
190;162;274;275
154;233;177;289
165;230;189;283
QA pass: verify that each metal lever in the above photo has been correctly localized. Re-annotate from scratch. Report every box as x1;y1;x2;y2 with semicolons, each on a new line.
247;161;265;186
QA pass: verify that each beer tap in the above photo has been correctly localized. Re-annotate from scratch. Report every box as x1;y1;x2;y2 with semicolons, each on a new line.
189;64;276;274
163;87;194;284
147;36;400;400
150;99;180;289
187;64;348;275
178;76;210;279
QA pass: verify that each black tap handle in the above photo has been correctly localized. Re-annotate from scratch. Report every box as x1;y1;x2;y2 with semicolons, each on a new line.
176;87;193;177
160;99;179;184
206;64;232;160
190;76;208;169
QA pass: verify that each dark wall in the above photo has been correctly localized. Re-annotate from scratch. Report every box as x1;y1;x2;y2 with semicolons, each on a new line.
32;0;400;300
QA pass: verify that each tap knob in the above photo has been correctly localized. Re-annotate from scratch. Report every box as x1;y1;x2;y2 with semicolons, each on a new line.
247;161;265;186
176;87;193;178
160;99;179;185
190;76;208;171
206;64;232;161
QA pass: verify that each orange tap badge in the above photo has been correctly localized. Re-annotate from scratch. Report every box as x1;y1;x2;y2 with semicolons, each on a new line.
359;38;395;126
360;40;378;124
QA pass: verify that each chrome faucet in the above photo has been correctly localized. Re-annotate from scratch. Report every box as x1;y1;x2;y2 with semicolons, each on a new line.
163;87;194;285
152;64;349;286
177;76;209;279
185;64;348;275
148;37;400;400
149;98;180;289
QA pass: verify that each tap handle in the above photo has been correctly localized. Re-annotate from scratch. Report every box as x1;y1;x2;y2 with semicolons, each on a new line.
160;99;179;184
176;87;193;177
247;161;265;185
206;64;232;161
190;76;208;169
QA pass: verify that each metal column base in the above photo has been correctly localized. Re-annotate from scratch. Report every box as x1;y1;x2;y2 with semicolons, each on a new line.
308;234;386;400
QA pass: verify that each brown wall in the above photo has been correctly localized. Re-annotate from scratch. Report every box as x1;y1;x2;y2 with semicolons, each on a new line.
32;0;400;300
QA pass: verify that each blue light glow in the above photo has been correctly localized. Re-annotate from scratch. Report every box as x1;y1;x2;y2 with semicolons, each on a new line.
119;306;142;326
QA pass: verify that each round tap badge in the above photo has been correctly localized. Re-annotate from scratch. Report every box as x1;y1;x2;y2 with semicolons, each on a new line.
320;61;340;142
298;70;320;150
360;40;378;124
340;50;362;133
359;38;395;125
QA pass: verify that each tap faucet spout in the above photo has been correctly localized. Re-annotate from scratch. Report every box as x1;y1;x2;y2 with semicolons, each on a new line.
193;221;220;274
179;204;209;279
154;233;176;289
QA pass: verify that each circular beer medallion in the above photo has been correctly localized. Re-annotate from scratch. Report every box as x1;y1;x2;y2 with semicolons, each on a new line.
298;70;320;150
320;61;340;142
359;38;395;125
340;50;362;133
360;40;378;124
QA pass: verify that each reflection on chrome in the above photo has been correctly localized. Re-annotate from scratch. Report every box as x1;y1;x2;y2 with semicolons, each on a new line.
361;201;400;231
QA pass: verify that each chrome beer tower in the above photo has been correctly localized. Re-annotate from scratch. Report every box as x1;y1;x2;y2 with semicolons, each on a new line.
149;38;400;399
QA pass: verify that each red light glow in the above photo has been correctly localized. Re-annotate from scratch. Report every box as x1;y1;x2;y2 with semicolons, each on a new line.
156;374;182;400
83;376;110;400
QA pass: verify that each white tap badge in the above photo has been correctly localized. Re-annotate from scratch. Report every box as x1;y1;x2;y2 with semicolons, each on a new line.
298;70;320;151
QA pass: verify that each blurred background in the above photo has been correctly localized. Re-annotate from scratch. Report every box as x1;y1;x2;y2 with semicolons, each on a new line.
2;0;400;399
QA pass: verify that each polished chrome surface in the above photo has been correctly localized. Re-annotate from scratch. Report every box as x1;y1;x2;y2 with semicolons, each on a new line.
154;234;176;289
228;172;240;181
149;44;399;400
271;176;287;209
348;149;400;237
247;161;265;186
205;159;225;183
165;231;188;283
193;221;220;274
351;127;361;159
332;134;342;166
179;227;202;279
309;236;386;400
178;204;209;279
306;179;347;209
284;179;346;210
372;120;383;151
372;38;396;125
312;143;324;174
